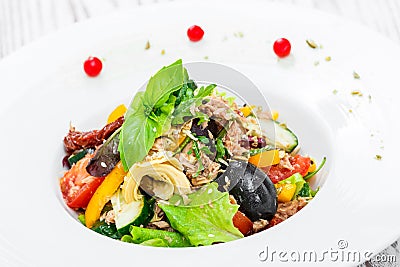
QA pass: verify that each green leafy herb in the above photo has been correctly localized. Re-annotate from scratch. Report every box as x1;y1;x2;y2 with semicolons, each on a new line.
159;183;243;246
200;146;212;155
304;157;327;180
215;138;228;161
172;84;216;125
119;60;186;170
173;136;191;155
192;140;204;177
198;136;209;144
297;183;319;198
173;71;196;107
91;220;122;240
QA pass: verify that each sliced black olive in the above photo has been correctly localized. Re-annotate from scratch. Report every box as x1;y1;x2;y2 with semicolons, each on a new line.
215;160;277;221
86;131;120;177
190;118;222;138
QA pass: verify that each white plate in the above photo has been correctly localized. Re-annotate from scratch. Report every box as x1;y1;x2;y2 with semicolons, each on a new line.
0;1;399;266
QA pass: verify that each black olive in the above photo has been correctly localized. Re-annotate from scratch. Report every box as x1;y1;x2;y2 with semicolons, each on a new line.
215;160;277;221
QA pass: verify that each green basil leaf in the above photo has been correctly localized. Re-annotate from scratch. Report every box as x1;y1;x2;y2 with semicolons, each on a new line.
119;60;187;170
144;59;184;108
125;91;145;118
119;107;157;169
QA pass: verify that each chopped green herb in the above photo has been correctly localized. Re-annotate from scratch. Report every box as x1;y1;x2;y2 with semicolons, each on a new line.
353;71;360;79
215;138;227;161
200;146;212;155
332;89;338;95
192;141;204;177
145;41;150;50
351;90;363;96
306;39;318;49
198;136;209;144
234;32;244;38
304;157;327;180
249;146;274;156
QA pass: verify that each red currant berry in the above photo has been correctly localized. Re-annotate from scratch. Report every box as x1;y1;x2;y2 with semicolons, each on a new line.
83;56;103;77
187;25;204;42
273;38;291;58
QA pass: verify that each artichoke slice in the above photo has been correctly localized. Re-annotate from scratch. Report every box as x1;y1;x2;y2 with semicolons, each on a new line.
122;152;191;203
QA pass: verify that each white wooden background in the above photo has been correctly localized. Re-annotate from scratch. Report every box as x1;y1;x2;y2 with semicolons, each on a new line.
0;0;399;266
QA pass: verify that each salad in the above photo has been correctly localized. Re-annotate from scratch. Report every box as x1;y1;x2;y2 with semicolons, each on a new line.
59;59;326;247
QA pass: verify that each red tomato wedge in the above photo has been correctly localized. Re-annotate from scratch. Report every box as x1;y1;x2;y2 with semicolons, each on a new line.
264;155;311;184
232;211;253;236
60;154;104;209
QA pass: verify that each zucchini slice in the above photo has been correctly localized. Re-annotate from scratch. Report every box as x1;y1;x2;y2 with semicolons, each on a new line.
111;190;154;235
260;119;298;153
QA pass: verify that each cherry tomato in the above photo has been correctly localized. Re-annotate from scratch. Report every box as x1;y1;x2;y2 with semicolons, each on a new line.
83;56;103;77
273;38;291;58
264;155;311;184
60;154;104;209
66;178;104;208
187;25;204;42
232;211;253;236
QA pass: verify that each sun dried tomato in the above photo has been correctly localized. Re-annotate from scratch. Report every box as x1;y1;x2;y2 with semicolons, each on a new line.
64;116;124;153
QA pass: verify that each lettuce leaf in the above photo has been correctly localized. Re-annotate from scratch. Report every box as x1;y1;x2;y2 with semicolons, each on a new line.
129;226;191;247
159;183;243;246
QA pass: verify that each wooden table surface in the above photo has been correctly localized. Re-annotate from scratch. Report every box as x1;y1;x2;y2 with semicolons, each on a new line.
0;1;399;266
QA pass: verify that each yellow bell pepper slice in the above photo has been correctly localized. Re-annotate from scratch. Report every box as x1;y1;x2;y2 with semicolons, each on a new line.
85;162;126;228
248;150;280;167
272;110;279;121
308;158;317;173
275;183;296;203
107;104;127;124
239;105;255;117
